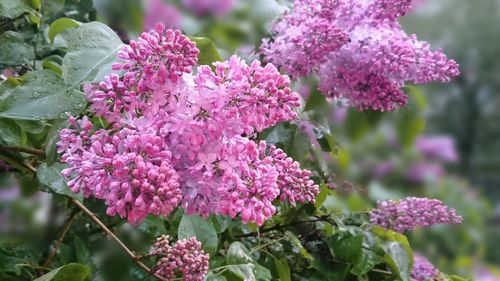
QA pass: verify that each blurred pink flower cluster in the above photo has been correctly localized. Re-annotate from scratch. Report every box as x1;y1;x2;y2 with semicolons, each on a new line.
411;254;439;281
150;235;209;281
261;0;459;111
58;23;318;226
182;0;235;17
370;197;462;232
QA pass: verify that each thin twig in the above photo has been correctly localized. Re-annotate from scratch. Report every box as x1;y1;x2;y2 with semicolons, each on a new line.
42;212;79;267
70;199;169;281
0;145;45;156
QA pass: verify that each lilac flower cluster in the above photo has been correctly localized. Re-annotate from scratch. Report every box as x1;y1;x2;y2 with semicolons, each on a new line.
369;197;462;232
411;254;439;281
261;0;460;111
415;136;459;163
144;0;181;31
150;235;209;281
58;23;319;226
182;0;234;17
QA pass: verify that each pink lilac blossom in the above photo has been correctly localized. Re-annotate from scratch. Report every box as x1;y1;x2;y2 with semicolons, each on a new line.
411;254;439;281
182;0;235;17
415;136;459;163
405;162;444;184
369;197;462;232
144;0;181;31
261;0;459;111
150;235;209;281
475;267;500;281
58;23;319;226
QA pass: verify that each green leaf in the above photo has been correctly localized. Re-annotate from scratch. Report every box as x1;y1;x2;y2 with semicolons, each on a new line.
189;37;223;66
42;0;65;17
227;242;253;264
0;119;22;145
255;264;272;281
178;214;218;255
19;174;39;196
0;70;87;120
396;111;425;148
37;162;84;201
0;0;27;19
350;249;384;276
345;110;384;142
62;22;123;87
372;226;413;281
74;236;91;266
224;264;255;281
328;234;364;263
205;272;227;281
210;215;231;233
49;18;81;44
0;31;35;66
274;258;291;281
225;242;256;281
285;232;314;260
33;263;90;281
314;183;329;209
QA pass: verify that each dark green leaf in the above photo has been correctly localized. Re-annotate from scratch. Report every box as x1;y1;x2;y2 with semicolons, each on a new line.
0;31;35;66
33;263;90;281
210;215;231;233
189;37;223;65
19;174;39;196
62;22;123;87
0;119;22;145
329;234;364;263
0;70;87;120
37;162;83;201
178;214;218;255
350;249;384;276
255;264;272;281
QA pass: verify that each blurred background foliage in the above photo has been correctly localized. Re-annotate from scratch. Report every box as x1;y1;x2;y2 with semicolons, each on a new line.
0;0;499;280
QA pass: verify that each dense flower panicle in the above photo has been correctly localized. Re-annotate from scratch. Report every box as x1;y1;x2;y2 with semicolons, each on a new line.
59;120;182;224
262;0;460;111
270;146;319;205
59;26;319;226
144;0;181;31
150;235;209;281
182;0;234;17
369;197;462;232
112;23;199;90
411;254;439;281
261;0;348;77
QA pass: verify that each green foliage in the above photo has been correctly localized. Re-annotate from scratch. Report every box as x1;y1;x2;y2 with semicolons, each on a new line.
34;263;90;281
0;70;86;120
61;21;123;87
0;31;35;66
189;36;224;66
178;214;218;255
